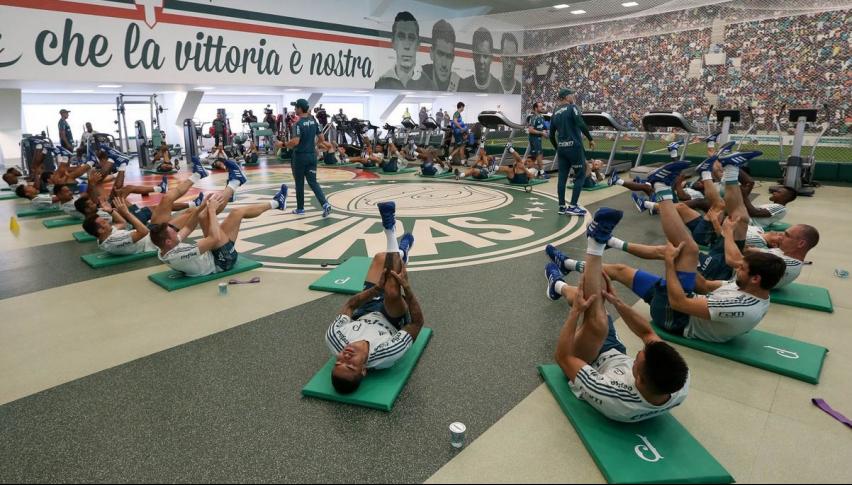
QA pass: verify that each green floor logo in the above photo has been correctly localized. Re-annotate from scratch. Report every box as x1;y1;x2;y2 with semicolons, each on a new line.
229;180;587;272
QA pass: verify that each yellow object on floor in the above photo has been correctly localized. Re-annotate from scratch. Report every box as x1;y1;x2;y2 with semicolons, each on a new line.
9;216;20;236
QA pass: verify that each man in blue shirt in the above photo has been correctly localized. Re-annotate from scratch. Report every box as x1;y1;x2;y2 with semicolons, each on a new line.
58;109;74;151
549;88;595;216
279;99;331;217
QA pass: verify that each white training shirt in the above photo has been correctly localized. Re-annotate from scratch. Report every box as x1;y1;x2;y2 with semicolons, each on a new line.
684;282;769;343
98;227;157;256
31;194;55;210
569;349;690;423
760;247;802;288
746;225;768;248
325;312;413;370
750;203;786;229
683;187;704;200
158;240;216;277
60;197;82;219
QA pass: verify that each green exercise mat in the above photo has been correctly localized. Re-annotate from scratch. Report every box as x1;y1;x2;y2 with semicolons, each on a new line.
417;171;456;179
73;231;96;242
539;364;733;484
508;178;549;186
361;165;382;171
652;323;828;384
142;169;178;175
465;174;507;182
326;162;361;168
16;207;64;218
42;216;81;228
148;256;263;291
308;256;372;294
770;282;833;313
380;167;419;175
765;222;791;232
0;192;18;201
302;328;433;411
1;186;10;191
81;250;157;268
568;182;609;191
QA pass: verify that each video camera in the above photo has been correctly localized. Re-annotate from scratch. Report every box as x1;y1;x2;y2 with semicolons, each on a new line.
263;104;274;117
241;109;257;124
313;104;328;125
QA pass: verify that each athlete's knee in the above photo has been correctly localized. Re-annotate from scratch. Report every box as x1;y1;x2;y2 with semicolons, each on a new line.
681;237;700;257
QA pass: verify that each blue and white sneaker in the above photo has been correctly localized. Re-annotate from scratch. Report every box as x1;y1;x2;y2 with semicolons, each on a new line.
291;208;306;216
719;150;762;168
377;201;396;230
704;132;720;144
545;262;565;301
631;193;648;213
608;171;621;186
667;140;684;159
646;161;690;187
557;205;568;215
101;144;131;166
565;205;587;216
158;176;168;194
322;202;332;218
586;208;624;243
539;172;550;180
224;159;246;186
273;184;288;210
545;244;571;276
191;156;208;179
193;192;204;208
716;140;736;156
52;145;73;158
694;154;718;175
399;232;414;264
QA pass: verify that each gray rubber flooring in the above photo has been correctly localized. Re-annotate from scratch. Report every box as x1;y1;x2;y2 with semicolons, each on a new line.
0;193;670;482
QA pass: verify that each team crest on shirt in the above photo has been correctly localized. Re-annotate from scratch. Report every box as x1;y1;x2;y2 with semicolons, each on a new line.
221;177;587;272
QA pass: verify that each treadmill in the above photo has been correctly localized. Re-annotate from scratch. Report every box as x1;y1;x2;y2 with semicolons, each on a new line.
632;111;698;179
477;110;527;166
582;111;631;175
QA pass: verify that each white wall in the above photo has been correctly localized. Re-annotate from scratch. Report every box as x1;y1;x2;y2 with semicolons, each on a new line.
0;89;22;166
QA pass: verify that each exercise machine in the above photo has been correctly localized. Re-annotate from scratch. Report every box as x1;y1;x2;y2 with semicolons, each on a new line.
631;111;698;179
776;105;829;197
114;94;164;154
477;111;525;166
582;111;631;175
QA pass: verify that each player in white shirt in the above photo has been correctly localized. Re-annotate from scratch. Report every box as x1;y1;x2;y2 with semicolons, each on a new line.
324;201;421;395
545;207;689;423
82;198;158;255
149;157;288;277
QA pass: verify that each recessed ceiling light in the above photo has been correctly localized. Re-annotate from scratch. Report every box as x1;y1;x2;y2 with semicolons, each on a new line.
553;4;570;8
622;2;638;6
401;91;415;95
475;94;489;97
72;89;95;93
570;9;586;14
97;84;122;88
285;88;301;92
194;86;215;90
354;90;370;93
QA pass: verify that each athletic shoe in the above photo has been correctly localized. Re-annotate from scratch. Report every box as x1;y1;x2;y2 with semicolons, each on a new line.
158;176;168;194
646;161;690;187
273;184;288;210
322;202;332;218
545;262;565;301
191;156;208;179
587;207;624;243
694;154;718;174
545;244;571;276
565;205;587;216
557;205;568;215
399;233;415;264
608;172;621;186
224;159;246;186
631;193;648;213
667;140;684;158
291;208;306;216
719;150;762;168
454;168;460;180
704;132;720;144
716;140;736;156
377;201;396;230
193;192;204;208
540;172;550;180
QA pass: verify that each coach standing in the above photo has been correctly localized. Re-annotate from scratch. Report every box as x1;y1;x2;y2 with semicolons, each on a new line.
549;88;594;216
280;99;331;217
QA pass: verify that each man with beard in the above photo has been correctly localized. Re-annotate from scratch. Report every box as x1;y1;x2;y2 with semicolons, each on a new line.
421;20;460;92
375;12;435;90
458;27;502;94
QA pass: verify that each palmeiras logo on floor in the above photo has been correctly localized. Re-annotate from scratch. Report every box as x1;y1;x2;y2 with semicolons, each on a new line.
229;180;587;272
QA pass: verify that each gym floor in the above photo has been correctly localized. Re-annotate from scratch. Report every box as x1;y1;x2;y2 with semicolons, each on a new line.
1;158;850;483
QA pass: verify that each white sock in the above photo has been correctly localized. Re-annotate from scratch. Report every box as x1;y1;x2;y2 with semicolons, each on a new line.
385;228;399;253
509;147;515;154
554;280;567;296
562;258;586;273
643;200;657;210
607;237;627;250
723;165;739;184
459;173;466;178
227;179;241;190
153;186;164;193
190;173;201;183
701;171;712;181
117;165;127;172
587;238;606;256
615;178;625;186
